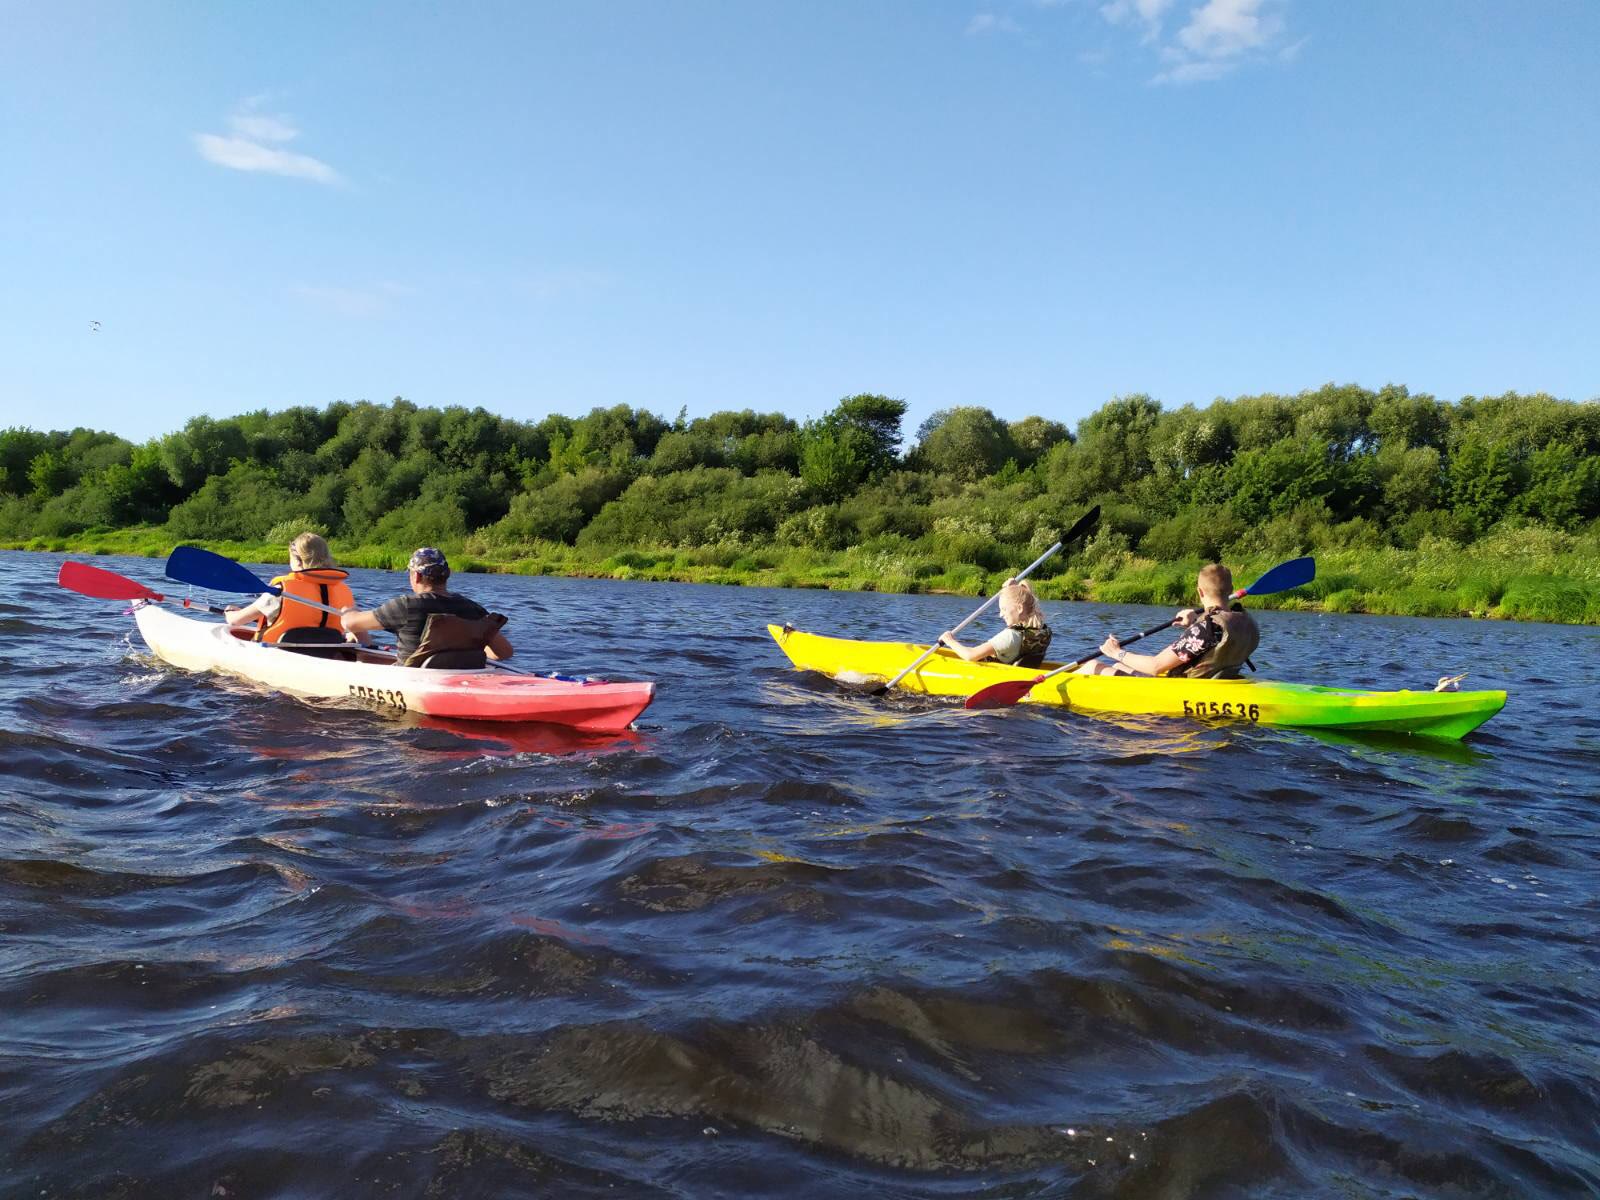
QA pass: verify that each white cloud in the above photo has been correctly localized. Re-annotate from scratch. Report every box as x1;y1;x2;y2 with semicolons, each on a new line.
966;12;1022;35
1175;0;1282;59
1098;0;1294;84
1154;57;1235;83
194;104;341;184
227;113;299;144
194;134;341;184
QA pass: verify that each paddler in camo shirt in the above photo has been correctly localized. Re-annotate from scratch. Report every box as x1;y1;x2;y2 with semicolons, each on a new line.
1075;562;1260;679
340;547;514;667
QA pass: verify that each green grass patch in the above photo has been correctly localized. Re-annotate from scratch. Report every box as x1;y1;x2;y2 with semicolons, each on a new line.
1322;588;1365;614
1383;584;1460;619
1497;577;1600;624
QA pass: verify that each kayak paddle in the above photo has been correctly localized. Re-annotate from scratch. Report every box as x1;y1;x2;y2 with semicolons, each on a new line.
59;560;167;602
167;545;367;622
57;560;226;614
165;545;287;598
1228;555;1315;599
869;504;1099;697
964;555;1317;710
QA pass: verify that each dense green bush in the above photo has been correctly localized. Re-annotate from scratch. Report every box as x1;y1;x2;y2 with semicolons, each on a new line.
578;468;802;549
166;464;294;542
1141;507;1246;562
913;407;1016;481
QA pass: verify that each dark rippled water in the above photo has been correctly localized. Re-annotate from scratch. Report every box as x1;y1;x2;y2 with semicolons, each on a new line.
3;549;1598;1198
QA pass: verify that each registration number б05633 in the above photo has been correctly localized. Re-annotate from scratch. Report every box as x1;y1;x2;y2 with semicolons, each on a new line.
349;684;407;711
1181;699;1260;721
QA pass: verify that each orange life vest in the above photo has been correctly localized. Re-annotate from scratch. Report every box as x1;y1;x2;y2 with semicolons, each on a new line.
256;568;356;644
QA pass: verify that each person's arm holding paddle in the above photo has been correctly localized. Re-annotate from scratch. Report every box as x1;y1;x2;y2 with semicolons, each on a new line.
938;629;1007;663
1078;570;1238;677
224;594;274;630
340;608;386;640
1094;605;1204;676
1096;631;1187;677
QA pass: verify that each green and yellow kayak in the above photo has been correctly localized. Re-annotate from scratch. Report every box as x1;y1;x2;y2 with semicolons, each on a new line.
768;625;1505;741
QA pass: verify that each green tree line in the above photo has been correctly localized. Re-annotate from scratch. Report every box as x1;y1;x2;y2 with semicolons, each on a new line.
5;386;1600;621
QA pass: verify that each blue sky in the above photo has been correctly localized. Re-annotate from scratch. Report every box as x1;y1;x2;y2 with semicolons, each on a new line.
3;1;1596;443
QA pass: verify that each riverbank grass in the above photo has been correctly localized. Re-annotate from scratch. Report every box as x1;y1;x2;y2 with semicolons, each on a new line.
12;523;1599;624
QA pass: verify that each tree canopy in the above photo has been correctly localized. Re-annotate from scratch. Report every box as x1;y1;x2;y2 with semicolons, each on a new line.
4;386;1597;571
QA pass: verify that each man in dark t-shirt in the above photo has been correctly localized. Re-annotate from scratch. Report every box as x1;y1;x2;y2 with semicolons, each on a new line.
340;547;514;666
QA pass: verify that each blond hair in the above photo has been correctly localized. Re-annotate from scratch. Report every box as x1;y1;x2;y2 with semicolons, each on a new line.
288;532;335;571
999;579;1045;628
1197;563;1233;604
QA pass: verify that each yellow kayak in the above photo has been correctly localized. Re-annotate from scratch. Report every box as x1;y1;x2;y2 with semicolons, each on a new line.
768;625;1505;741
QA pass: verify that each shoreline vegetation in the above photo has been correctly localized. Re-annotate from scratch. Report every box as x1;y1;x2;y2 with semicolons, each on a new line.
9;523;1599;624
5;386;1599;625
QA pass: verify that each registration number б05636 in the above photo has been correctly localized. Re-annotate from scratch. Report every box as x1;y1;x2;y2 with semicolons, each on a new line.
349;684;407;711
1181;699;1260;721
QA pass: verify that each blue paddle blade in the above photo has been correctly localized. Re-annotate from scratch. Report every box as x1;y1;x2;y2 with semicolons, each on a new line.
165;546;279;595
1240;555;1315;596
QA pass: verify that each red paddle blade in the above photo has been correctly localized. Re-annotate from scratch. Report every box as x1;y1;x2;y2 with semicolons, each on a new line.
57;560;163;602
964;676;1045;710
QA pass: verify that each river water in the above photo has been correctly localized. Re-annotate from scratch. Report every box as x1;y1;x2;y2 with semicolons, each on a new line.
2;550;1597;1197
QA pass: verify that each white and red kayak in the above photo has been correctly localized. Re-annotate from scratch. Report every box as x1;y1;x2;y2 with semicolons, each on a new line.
132;604;654;732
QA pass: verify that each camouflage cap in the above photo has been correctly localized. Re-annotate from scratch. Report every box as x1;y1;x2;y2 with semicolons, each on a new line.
407;546;449;579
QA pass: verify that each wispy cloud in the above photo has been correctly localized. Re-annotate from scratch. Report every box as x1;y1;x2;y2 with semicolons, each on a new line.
1096;0;1295;84
291;282;413;318
1100;0;1177;42
194;102;341;184
1174;0;1283;60
1153;55;1236;84
966;12;1023;35
1278;34;1309;62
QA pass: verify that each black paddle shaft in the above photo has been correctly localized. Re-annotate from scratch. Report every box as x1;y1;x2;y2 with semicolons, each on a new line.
1063;617;1181;671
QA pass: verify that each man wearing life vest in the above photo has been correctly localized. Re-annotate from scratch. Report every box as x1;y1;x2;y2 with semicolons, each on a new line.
1077;563;1260;679
224;532;361;644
